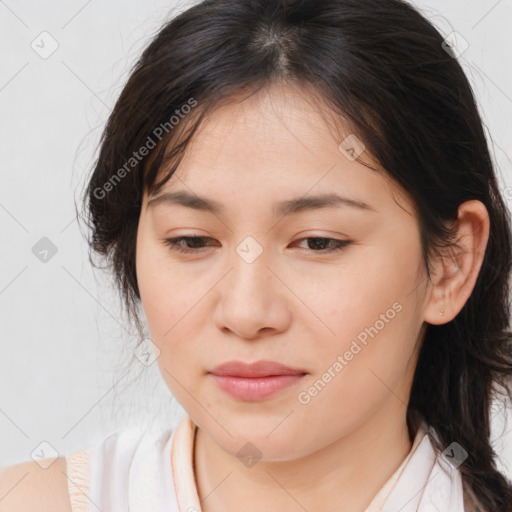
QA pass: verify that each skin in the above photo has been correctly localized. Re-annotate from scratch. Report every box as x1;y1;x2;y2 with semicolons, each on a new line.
135;80;490;512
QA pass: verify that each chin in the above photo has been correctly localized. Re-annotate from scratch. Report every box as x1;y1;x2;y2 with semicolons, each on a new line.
209;417;307;460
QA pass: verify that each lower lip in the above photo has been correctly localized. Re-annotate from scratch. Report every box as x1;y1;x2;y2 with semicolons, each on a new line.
210;374;306;401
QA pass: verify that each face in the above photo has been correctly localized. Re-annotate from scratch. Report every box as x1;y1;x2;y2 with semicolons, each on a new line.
136;81;429;461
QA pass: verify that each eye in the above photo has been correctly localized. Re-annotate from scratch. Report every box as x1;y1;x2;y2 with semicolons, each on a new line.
292;237;352;253
162;236;351;254
163;236;218;254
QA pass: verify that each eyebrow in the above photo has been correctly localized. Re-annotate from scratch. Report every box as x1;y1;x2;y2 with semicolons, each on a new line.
147;190;377;217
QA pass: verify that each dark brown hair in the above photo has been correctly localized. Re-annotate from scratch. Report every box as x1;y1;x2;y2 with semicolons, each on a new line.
80;0;512;509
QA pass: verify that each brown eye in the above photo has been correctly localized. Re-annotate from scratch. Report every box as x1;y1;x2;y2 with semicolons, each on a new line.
162;236;351;255
163;236;218;254
293;237;352;253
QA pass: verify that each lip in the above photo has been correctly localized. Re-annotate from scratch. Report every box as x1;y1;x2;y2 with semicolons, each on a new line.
209;360;307;401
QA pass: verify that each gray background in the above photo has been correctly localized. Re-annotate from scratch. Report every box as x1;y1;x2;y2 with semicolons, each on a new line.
1;0;511;479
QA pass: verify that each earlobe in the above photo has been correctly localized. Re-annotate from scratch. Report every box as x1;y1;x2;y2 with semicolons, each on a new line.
423;200;490;326
423;249;462;325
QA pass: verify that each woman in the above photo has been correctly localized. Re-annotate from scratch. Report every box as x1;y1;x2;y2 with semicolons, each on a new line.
2;0;512;510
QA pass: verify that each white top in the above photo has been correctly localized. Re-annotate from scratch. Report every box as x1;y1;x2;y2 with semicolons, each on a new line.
65;414;465;511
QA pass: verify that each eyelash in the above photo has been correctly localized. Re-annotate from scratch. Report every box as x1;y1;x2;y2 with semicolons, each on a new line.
162;236;351;254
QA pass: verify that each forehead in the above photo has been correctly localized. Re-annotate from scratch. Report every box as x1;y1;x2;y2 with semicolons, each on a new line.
147;82;413;218
180;82;355;163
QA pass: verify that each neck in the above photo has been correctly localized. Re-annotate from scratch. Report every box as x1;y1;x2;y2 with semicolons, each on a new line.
193;400;415;512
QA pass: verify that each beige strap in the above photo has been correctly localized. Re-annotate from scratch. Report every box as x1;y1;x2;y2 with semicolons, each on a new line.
64;449;90;512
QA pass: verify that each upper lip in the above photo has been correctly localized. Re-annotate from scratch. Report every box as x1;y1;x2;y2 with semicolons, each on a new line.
210;360;307;378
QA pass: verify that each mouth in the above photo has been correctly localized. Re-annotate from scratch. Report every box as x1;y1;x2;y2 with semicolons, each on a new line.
209;360;308;401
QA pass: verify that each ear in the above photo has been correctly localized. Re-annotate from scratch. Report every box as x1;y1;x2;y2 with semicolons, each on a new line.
423;200;490;325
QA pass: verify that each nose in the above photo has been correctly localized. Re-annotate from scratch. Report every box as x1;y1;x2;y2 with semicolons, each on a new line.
213;247;292;340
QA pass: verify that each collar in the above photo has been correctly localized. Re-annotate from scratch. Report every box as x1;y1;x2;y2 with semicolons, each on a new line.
170;414;463;512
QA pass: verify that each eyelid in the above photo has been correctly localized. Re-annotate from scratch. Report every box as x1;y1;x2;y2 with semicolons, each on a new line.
161;234;352;255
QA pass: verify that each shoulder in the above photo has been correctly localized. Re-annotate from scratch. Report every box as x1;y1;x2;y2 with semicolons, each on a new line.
0;456;72;512
0;425;176;512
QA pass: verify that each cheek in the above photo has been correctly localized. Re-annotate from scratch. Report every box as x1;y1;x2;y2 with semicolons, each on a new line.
296;300;418;443
307;246;422;391
136;235;190;335
136;236;208;393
